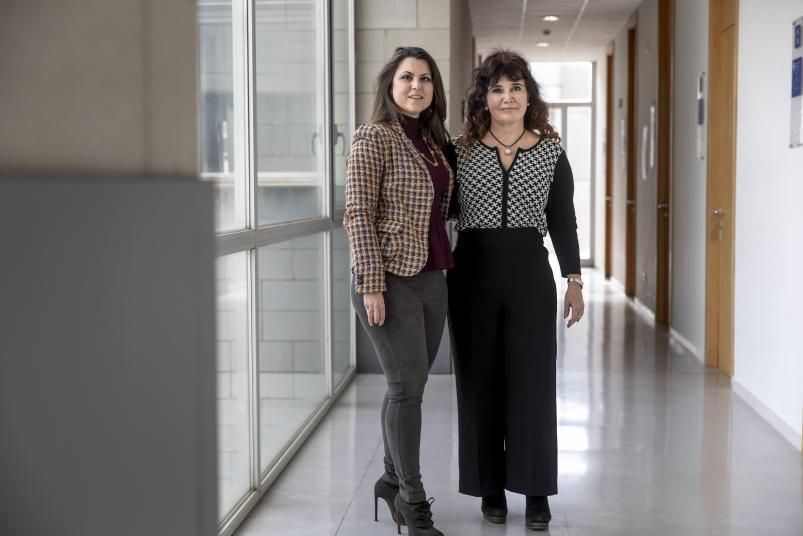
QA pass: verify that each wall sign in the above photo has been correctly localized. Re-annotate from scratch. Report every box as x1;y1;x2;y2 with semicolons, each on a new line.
697;73;706;159
792;17;802;148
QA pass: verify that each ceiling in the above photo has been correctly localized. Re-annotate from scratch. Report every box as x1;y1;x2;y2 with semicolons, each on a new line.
469;0;643;61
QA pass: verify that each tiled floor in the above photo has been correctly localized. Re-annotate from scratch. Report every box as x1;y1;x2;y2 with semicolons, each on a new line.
235;270;803;536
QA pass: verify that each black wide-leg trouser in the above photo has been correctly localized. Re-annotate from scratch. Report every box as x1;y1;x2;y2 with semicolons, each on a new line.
447;228;558;498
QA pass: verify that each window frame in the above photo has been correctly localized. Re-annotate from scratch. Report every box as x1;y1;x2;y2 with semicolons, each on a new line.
202;1;357;534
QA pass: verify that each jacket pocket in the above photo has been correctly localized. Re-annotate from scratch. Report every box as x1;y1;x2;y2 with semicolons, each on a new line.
376;219;403;260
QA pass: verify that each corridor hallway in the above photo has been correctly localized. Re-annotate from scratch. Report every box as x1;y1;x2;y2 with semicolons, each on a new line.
235;269;803;536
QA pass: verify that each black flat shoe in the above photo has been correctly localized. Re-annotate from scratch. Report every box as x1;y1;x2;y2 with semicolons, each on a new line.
525;495;552;531
374;477;405;525
394;495;444;536
481;492;507;523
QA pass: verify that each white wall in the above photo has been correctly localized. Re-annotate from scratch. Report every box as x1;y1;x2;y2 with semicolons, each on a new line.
593;49;608;271
734;0;803;447
670;0;709;359
611;24;630;285
634;0;659;311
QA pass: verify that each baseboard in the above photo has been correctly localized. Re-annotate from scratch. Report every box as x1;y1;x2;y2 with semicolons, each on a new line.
669;328;703;362
732;381;802;452
607;277;625;293
631;297;656;326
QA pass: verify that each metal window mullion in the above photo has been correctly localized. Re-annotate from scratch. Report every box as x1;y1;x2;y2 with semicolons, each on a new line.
244;0;261;492
348;0;356;138
346;0;357;370
324;232;334;397
323;0;334;220
246;0;258;232
323;0;335;396
589;61;598;265
246;248;259;490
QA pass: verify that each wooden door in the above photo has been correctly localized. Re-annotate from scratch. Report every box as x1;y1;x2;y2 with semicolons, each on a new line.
705;0;738;375
626;26;637;297
655;0;673;324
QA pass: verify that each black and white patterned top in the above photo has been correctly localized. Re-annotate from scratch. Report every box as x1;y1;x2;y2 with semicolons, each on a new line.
446;136;581;275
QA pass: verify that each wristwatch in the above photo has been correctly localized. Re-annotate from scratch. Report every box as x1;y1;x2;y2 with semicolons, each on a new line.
567;276;584;289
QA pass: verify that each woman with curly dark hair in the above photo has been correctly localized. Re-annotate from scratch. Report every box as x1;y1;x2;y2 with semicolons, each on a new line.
446;49;584;531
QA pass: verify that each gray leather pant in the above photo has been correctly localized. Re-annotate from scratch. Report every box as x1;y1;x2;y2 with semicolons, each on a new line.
351;271;447;503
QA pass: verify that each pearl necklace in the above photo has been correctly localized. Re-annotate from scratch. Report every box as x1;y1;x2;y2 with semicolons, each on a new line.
488;128;527;155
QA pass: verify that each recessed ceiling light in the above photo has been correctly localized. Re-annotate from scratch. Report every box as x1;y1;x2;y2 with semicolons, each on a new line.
542;15;560;22
536;42;551;47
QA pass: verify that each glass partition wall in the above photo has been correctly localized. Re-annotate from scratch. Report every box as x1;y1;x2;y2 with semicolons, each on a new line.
199;1;355;534
532;61;596;263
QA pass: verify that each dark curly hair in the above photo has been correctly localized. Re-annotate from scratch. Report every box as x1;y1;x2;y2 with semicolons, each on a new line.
460;49;559;149
370;46;449;149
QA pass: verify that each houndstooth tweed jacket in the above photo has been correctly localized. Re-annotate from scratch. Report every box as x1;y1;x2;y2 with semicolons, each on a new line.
343;120;454;294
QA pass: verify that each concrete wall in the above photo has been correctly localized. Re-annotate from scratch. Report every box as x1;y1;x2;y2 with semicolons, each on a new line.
732;0;803;448
449;0;474;135
0;2;218;533
670;0;709;359
0;0;197;175
355;0;473;131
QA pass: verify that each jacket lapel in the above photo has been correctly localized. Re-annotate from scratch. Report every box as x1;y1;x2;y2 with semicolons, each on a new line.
389;120;430;174
389;120;454;186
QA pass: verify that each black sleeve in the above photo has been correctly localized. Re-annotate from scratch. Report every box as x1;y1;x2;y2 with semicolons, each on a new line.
444;141;460;220
545;150;581;276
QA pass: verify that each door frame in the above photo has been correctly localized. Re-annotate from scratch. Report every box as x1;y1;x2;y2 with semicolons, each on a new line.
655;0;674;324
625;23;637;297
704;0;738;375
605;47;614;279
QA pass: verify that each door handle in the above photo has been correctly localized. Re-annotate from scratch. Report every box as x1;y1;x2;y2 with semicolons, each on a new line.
641;125;649;180
657;203;669;209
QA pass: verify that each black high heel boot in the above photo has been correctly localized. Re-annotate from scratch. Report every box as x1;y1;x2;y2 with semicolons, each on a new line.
525;495;551;531
374;477;405;525
481;491;507;523
394;495;444;536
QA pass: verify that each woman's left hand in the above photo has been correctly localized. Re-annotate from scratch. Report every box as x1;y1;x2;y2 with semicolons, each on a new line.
563;283;585;328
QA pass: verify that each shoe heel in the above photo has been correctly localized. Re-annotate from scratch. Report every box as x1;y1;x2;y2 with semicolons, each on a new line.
374;494;378;522
396;513;402;534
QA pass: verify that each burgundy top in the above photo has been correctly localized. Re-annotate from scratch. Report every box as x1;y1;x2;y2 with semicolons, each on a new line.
400;116;454;271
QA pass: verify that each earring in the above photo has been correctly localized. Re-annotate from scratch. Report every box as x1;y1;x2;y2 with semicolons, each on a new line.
527;102;531;106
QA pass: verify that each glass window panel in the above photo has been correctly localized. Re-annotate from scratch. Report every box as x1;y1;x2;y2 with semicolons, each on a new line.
332;0;353;208
199;0;248;232
531;62;592;103
215;252;251;519
549;106;563;142
567;106;592;260
332;227;352;388
255;1;326;225
258;234;327;471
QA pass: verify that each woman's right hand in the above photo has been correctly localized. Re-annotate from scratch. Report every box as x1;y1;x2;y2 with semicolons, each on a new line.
363;292;386;327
